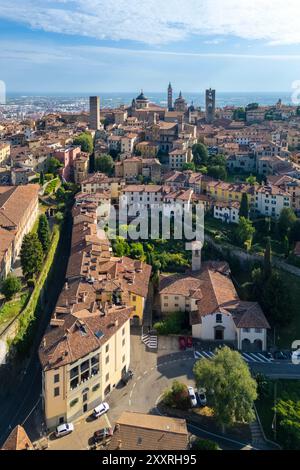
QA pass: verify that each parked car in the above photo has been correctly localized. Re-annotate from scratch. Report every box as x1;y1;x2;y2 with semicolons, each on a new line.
188;386;197;407
121;369;133;385
55;422;74;438
179;336;186;351
273;350;288;360
186;336;193;348
93;402;109;418
197;389;207;407
93;427;113;443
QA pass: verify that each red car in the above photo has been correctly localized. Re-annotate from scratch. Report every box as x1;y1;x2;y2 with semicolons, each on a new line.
179;336;186;350
186;336;193;348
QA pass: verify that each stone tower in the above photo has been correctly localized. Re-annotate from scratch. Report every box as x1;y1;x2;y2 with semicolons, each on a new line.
205;88;216;124
167;82;173;111
89;96;101;130
191;240;203;272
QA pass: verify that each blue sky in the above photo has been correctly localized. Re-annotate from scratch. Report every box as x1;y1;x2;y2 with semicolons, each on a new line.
1;0;300;93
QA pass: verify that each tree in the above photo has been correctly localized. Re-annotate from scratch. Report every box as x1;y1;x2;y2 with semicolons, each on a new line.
73;132;93;154
114;237;130;257
278;208;297;239
276;399;300;449
1;275;22;300
282;235;290;258
163;380;190;410
208;154;226;167
192;439;221;451
233;108;246;121
239;193;249;219
20;233;44;279
207;165;227;180
192;143;209;166
39;170;45;186
129;242;144;260
193;347;257;431
94;154;114;175
37;214;51;253
262;271;292;327
289;219;300;244
47;157;62;175
182;162;195;171
235;217;255;249
246;175;257;185
264;236;272;280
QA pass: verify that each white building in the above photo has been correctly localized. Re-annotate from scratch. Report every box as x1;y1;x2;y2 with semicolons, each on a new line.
213;200;240;224
159;248;270;351
253;185;291;218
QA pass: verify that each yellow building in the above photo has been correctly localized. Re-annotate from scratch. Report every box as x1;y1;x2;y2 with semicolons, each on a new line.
73;152;89;184
0;142;10;165
206;181;255;206
81;172;125;199
39;298;131;429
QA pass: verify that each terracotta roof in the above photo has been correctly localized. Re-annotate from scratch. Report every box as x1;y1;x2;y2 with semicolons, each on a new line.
1;425;33;450
108;412;189;450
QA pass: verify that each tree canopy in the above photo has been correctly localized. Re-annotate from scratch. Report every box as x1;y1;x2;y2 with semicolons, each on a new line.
73;132;94;154
37;214;51;253
193;346;257;431
94;154;114;175
239;193;249;219
234;216;255;249
192;143;209;166
20;233;44;279
278;208;297;240
1;275;22;300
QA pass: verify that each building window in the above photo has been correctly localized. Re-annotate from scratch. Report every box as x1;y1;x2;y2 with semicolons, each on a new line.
54;387;60;397
122;327;125;336
243;328;250;333
106;373;109;382
92;383;100;392
122;338;125;347
105;344;109;353
70;398;78;408
255;328;262;333
105;356;109;364
122;355;125;363
132;295;136;301
54;374;59;383
216;314;222;323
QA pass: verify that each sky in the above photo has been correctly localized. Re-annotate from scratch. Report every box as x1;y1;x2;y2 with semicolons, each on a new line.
1;0;300;93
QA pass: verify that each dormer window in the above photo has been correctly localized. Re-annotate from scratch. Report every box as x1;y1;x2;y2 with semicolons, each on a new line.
216;313;222;323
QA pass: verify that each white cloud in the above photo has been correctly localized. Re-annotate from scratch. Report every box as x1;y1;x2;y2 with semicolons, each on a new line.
0;0;300;45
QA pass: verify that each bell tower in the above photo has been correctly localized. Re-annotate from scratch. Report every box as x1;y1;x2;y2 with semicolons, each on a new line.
167;82;173;111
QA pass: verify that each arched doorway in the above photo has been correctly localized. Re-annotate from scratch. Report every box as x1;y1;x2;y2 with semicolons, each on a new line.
253;339;263;352
242;338;251;351
131;315;140;326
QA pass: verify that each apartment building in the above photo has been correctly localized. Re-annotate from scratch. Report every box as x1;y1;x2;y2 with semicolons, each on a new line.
213;200;240;224
0;184;39;278
168;148;192;170
253;185;291;218
115;157;161;183
81;173;125;199
267;174;300;212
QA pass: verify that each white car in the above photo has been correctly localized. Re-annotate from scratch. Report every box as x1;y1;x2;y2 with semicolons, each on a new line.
93;402;109;418
55;422;74;438
188;386;197;407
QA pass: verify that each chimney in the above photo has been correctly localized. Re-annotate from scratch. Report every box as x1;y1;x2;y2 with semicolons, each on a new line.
191;240;203;272
117;439;122;450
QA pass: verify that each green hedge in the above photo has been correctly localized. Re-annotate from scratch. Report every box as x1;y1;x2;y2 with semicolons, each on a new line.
11;225;60;352
44;177;60;195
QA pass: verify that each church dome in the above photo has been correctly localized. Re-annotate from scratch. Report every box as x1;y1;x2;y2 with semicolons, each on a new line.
136;90;148;101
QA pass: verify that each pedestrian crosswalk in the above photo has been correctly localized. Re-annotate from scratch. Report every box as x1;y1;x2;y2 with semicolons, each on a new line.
142;334;158;349
194;350;273;364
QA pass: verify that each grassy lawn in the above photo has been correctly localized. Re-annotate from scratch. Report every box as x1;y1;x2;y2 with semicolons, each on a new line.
256;379;300;443
0;292;29;327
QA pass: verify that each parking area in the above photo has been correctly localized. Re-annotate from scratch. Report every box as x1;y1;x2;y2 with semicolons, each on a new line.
46;412;111;450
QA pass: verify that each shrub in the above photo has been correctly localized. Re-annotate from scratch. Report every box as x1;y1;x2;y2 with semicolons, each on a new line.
1;275;22;300
153;311;187;335
163;380;190;410
192;438;221;450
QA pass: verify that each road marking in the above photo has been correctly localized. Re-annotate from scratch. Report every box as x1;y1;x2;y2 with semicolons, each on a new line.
201;351;213;359
143;371;148;375
243;352;257;362
248;353;266;363
132;382;136;389
137;376;141;380
257;353;272;363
